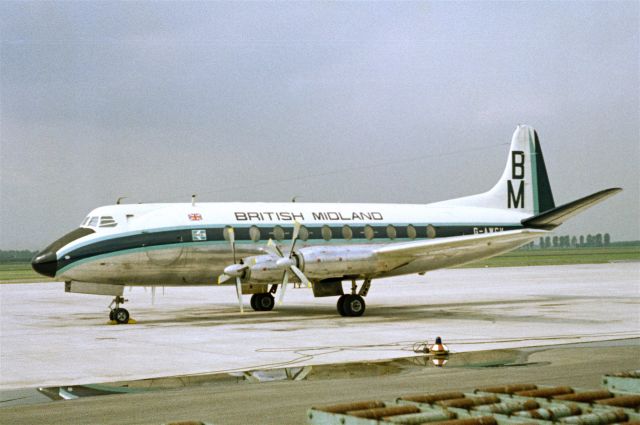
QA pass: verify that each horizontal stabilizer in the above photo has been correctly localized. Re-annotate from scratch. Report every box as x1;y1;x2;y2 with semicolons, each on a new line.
521;188;622;229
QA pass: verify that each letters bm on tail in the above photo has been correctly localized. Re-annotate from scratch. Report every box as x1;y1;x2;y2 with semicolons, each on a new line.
434;125;621;229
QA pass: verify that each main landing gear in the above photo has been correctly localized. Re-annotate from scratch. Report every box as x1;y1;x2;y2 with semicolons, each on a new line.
108;295;130;324
250;292;275;312
336;278;372;317
337;294;365;317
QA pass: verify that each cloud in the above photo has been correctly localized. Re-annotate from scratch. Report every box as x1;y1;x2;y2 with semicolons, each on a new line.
1;1;638;248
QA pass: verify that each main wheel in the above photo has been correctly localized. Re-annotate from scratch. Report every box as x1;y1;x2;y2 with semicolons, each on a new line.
337;295;348;316
250;293;275;311
109;310;116;321
256;293;275;311
342;295;366;317
113;308;130;324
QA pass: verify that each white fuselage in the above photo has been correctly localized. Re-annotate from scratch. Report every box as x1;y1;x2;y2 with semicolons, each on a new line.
51;201;529;286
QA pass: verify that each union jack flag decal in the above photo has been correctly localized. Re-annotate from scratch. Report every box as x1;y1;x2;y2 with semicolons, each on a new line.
188;213;202;221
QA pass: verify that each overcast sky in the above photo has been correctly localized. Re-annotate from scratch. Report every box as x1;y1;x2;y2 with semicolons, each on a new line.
1;1;638;250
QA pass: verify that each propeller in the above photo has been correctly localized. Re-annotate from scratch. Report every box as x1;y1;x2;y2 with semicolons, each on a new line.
217;227;248;313
264;221;311;304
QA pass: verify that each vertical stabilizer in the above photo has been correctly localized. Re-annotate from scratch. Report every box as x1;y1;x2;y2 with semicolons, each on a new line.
434;125;555;215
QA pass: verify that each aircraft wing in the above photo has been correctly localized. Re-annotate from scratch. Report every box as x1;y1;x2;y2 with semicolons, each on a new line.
374;229;547;267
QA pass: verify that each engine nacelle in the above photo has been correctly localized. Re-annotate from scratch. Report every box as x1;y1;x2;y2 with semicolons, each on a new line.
298;246;384;279
241;246;396;284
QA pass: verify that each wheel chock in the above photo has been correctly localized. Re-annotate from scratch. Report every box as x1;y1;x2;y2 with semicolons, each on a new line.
106;318;137;325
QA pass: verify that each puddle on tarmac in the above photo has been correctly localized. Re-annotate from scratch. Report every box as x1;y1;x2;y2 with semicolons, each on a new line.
5;338;637;407
24;348;535;403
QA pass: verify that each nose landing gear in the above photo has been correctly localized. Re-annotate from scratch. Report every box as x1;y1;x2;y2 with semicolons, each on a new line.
108;296;134;324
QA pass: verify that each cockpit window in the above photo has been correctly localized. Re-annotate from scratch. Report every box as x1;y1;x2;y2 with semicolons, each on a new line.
42;227;96;254
81;216;118;228
99;216;117;228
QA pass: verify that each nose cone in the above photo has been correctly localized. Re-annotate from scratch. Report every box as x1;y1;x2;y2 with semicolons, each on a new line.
31;251;58;278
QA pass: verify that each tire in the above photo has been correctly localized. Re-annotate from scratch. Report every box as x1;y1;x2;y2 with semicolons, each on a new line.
250;293;274;311
114;308;130;324
343;295;365;317
337;295;348;316
109;310;116;321
257;293;275;311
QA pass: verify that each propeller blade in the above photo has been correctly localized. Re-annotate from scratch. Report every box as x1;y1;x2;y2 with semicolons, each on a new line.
265;239;284;257
278;270;289;305
289;221;301;257
228;227;236;264
218;274;232;284
235;276;244;313
291;221;301;241
290;265;311;288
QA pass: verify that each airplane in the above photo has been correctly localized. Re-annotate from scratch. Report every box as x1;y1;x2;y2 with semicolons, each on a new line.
31;125;621;323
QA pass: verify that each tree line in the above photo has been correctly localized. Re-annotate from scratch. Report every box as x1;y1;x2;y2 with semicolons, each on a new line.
0;250;38;262
520;233;613;249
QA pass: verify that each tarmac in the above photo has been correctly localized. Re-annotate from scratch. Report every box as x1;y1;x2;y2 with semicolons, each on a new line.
1;263;639;424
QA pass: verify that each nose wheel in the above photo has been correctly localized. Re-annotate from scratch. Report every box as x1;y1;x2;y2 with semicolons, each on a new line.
110;307;130;324
108;296;132;324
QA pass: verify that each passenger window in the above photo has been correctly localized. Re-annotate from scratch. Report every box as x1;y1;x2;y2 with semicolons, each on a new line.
299;225;309;241
223;226;232;241
249;226;261;242
364;225;375;240
321;225;332;241
342;225;353;240
407;224;417;240
273;225;285;241
386;225;397;240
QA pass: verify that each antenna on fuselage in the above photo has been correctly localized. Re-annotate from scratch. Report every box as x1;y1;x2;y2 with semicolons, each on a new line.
291;196;300;203
191;194;196;206
116;197;127;205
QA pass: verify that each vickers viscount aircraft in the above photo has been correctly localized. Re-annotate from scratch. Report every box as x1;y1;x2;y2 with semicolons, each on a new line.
32;125;620;322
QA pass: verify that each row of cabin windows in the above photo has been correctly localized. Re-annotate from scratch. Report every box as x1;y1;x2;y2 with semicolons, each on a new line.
224;224;437;243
